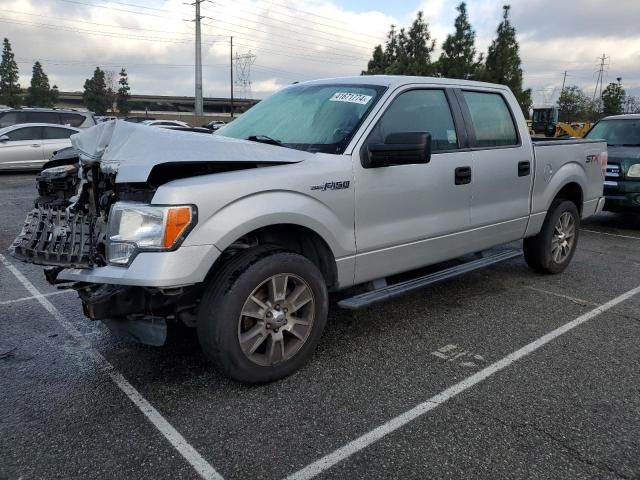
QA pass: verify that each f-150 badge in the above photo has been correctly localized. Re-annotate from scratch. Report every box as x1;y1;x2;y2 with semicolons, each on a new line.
311;181;351;191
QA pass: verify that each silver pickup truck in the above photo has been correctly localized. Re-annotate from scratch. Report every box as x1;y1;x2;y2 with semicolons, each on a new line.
10;76;607;383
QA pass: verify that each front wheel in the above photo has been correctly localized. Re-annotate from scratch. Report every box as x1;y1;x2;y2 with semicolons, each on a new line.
524;199;580;274
197;247;328;384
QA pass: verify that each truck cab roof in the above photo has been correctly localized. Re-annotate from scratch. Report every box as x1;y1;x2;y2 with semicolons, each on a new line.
295;75;512;92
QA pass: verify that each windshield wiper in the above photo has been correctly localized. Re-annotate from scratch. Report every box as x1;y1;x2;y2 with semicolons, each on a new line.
608;143;640;147
247;135;282;146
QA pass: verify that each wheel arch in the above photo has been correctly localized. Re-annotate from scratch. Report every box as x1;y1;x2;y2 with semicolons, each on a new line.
553;181;584;215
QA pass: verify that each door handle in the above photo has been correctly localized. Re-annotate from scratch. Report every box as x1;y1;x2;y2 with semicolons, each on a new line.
518;161;531;177
455;166;472;185
31;144;41;148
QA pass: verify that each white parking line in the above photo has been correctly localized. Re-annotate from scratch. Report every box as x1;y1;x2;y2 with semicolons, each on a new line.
582;229;640;241
0;254;223;480
524;286;599;307
0;289;75;305
285;284;640;480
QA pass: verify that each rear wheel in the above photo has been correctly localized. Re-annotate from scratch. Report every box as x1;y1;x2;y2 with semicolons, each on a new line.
197;246;328;384
524;199;580;274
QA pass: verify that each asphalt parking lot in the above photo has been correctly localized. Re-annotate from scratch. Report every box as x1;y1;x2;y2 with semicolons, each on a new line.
1;173;639;480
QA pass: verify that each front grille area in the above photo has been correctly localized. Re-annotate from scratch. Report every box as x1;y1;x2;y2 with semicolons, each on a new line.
10;207;97;268
606;163;621;179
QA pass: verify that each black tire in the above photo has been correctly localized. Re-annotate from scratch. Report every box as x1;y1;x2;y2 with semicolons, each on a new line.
197;246;328;384
524;199;580;274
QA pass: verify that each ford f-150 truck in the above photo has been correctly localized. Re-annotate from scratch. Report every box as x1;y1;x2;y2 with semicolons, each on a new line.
10;76;607;383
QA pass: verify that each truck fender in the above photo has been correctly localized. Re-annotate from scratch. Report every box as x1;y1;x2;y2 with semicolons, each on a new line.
183;190;355;259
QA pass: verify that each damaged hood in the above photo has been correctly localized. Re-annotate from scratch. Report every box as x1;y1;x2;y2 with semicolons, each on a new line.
70;120;309;183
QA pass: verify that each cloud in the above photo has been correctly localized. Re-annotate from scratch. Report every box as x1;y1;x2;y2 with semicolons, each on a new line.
3;0;638;107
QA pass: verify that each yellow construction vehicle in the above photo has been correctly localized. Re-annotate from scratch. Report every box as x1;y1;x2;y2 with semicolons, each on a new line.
530;106;591;138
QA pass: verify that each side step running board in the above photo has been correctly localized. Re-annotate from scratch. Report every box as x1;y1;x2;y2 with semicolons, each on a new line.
337;249;522;310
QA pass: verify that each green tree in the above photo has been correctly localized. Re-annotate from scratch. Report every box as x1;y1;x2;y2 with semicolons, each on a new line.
116;68;131;115
438;2;482;80
556;85;590;122
25;61;58;107
51;84;59;105
482;5;531;116
82;67;110;115
362;45;386;75
0;38;21;107
362;12;436;76
602;78;625;116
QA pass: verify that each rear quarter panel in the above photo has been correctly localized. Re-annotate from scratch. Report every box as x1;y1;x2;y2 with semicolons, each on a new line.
527;140;606;235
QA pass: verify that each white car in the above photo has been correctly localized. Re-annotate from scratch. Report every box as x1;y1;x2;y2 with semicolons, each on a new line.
206;120;226;131
0;123;79;171
141;119;191;128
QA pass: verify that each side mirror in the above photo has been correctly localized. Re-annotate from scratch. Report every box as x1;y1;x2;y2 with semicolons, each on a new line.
364;132;432;168
0;135;9;142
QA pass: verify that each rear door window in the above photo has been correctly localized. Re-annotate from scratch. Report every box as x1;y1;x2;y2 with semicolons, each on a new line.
26;112;60;124
43;126;76;139
462;91;518;148
6;126;43;141
371;89;459;152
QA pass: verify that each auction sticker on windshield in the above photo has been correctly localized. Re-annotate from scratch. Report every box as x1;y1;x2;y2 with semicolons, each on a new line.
329;92;373;105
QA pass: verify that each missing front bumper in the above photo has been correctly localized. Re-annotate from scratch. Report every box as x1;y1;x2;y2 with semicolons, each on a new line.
10;206;103;268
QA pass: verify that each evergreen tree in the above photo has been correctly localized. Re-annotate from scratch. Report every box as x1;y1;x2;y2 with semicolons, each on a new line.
362;12;436;76
403;11;436;75
362;45;387;75
602;78;625;116
116;68;131;115
483;6;531;116
82;67;110;115
556;85;590;122
0;38;21;107
25;61;57;107
438;2;482;80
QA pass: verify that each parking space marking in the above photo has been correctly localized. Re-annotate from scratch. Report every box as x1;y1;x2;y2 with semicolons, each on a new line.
0;255;224;480
285;284;640;480
0;289;75;305
431;344;485;368
582;229;640;241
523;286;599;307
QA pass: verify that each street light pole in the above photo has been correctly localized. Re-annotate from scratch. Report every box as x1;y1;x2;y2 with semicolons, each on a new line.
194;0;204;116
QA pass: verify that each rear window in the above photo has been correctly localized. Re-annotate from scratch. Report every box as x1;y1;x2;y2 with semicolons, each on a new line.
462;91;518;148
60;113;87;127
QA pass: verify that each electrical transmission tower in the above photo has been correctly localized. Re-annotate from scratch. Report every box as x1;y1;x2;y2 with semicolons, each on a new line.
592;53;609;112
234;51;256;99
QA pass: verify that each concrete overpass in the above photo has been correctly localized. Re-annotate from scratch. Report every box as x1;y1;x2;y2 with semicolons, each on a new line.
56;91;259;115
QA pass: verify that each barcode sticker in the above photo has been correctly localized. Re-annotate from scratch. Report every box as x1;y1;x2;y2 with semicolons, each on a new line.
329;92;373;105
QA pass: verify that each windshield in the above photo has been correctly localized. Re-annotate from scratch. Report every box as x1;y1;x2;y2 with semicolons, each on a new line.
217;83;387;154
586;119;640;146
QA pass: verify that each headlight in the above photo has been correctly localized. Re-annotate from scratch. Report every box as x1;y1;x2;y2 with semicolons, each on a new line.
107;203;196;265
628;164;640;178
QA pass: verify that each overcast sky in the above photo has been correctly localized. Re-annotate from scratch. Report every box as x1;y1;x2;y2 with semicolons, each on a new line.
3;0;639;105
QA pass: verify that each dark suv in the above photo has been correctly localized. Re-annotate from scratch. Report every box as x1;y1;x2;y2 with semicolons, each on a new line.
0;108;96;129
585;114;640;212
